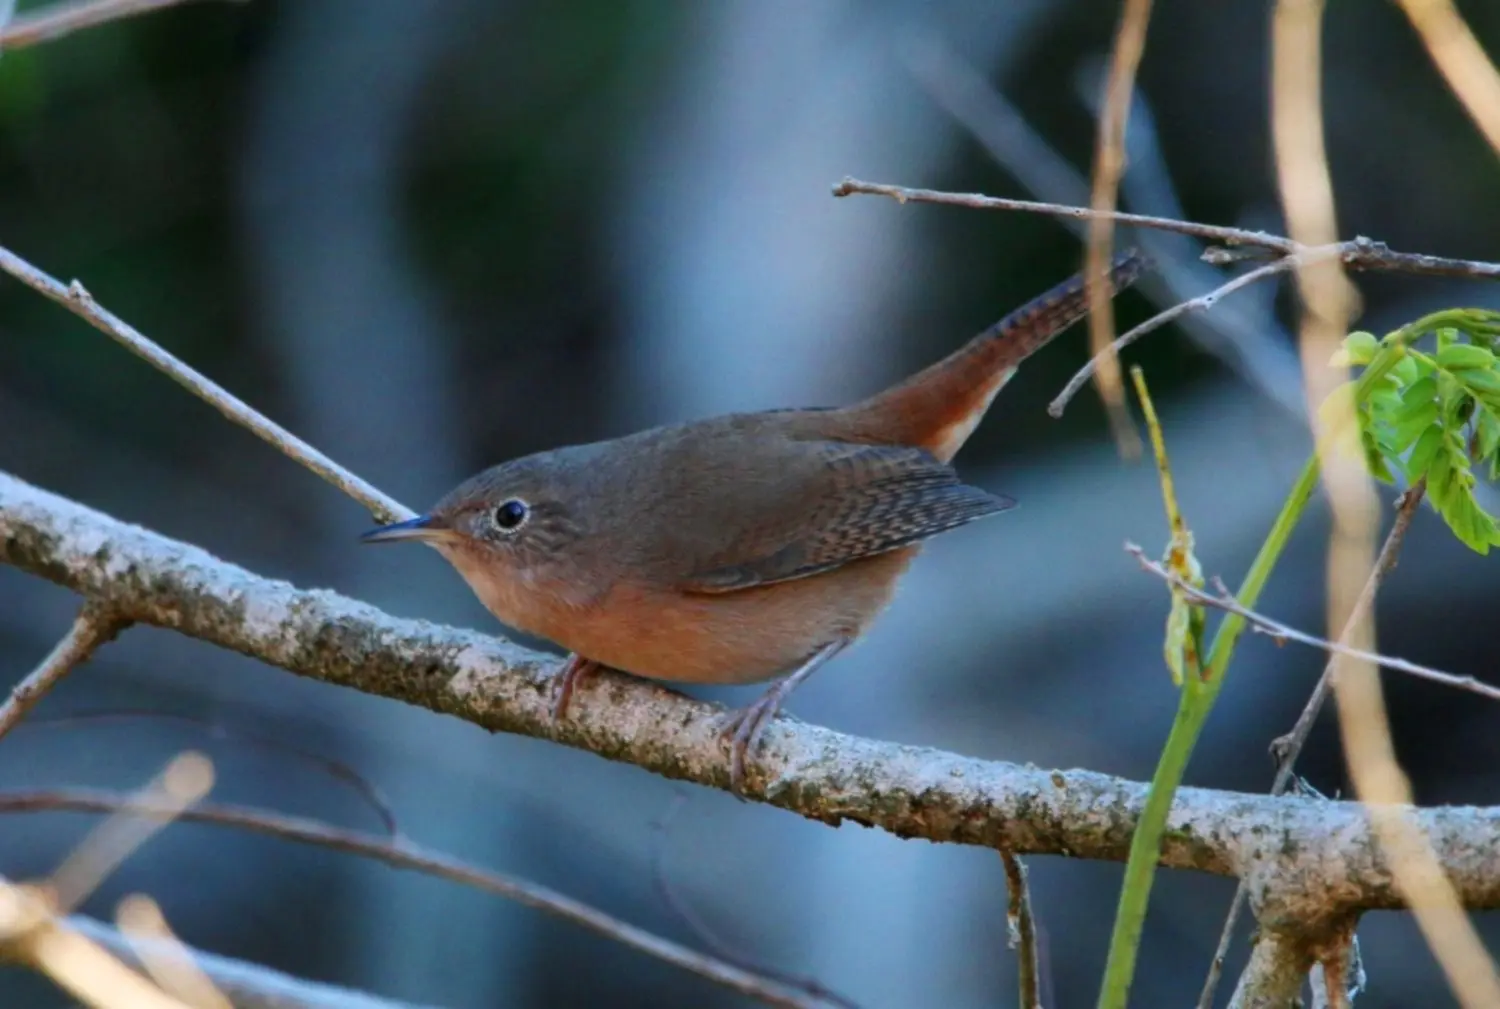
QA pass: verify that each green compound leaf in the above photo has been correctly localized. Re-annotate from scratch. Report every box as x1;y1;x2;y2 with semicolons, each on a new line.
1341;311;1500;556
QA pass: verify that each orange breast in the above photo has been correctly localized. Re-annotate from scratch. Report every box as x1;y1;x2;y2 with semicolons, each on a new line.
547;547;920;684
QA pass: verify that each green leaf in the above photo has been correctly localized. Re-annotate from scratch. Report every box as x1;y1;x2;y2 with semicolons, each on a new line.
1437;327;1458;354
1398;375;1438;413
1334;331;1380;367
1408;425;1445;480
1437;343;1497;371
1388;413;1436;455
1388;354;1422;387
1457;367;1500;397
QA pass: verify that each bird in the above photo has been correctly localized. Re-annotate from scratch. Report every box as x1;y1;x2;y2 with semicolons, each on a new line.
362;251;1146;791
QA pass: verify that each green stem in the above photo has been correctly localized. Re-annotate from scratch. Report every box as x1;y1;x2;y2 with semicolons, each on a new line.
1095;456;1322;1009
1096;347;1406;1009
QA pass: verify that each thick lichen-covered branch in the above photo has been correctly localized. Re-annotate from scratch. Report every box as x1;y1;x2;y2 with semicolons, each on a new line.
6;470;1500;928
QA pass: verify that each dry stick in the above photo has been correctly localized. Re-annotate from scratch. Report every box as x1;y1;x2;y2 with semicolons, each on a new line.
1127;522;1500;704
0;247;412;525
1050;255;1304;417
0;605;124;742
647;795;862;1009
1196;484;1425;1009
831;177;1297;253
1000;851;1041;1009
1274;0;1500;1000
0;0;225;51
0;876;194;1009
1083;0;1154;459
24;710;403;839
0;789;840;1009
1395;0;1500;159
833;179;1500;419
68;913;436;1009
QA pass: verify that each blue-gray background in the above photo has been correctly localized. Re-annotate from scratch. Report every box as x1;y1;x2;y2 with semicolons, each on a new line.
2;1;1499;1006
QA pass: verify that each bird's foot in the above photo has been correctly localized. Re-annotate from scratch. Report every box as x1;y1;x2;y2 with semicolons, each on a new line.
549;654;599;723
718;692;786;796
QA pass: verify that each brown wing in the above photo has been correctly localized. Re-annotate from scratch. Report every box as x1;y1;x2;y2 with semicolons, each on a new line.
671;440;1014;594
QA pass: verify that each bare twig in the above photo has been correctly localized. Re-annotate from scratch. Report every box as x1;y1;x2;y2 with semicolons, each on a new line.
1125;531;1500;705
1195;482;1425;1009
0;876;194;1009
23;709;402;839
1269;481;1427;776
0;246;412;525
0;605;123;742
115;895;232;1009
647;794;862;1009
832;177;1296;253
0;0;226;52
1083;0;1154;458
1273;0;1500;1002
836;178;1500;419
69;912;437;1009
49;752;214;915
0;788;842;1009
1000;851;1041;1009
1050;255;1305;417
1395;0;1500;159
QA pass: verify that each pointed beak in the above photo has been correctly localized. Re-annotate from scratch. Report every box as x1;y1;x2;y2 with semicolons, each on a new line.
359;514;450;545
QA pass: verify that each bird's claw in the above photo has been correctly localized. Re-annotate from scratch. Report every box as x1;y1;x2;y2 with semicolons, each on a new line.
549;655;598;723
718;694;782;796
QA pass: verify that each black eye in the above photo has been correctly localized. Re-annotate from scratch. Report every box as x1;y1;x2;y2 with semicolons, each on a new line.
493;499;528;532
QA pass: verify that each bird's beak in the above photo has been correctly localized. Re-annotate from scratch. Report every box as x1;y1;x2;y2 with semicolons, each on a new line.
359;514;451;545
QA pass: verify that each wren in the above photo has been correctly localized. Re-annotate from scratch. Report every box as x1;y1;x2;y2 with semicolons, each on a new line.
362;252;1146;790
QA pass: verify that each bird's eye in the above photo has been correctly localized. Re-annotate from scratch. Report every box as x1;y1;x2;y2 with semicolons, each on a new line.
493;499;529;532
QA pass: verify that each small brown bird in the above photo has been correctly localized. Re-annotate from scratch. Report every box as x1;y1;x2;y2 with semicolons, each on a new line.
363;252;1145;789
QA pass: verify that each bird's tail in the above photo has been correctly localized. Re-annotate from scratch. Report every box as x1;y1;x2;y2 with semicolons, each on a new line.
850;249;1148;462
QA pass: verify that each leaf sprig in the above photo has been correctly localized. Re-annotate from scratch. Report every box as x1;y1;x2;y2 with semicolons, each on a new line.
1335;309;1500;553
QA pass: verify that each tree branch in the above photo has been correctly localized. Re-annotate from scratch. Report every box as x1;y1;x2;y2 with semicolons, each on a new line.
1000;851;1041;1009
0;0;233;52
0;789;836;1009
7;471;1500;928
0;604;125;742
62;914;436;1009
0;247;411;525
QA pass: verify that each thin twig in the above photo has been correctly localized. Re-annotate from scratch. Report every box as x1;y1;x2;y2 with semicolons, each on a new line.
1000;851;1041;1009
1125;527;1500;705
1083;0;1154;458
0;605;123;743
832;177;1297;253
22;710;402;839
648;796;859;1008
1194;483;1423;1009
1395;0;1500;159
1275;0;1500;996
1050;255;1304;417
0;876;194;1009
834;178;1500;419
1268;481;1428;775
0;246;412;524
0;788;842;1009
647;794;862;1009
0;0;225;51
69;913;436;1009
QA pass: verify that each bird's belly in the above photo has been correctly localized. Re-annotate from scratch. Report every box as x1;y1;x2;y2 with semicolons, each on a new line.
562;547;919;684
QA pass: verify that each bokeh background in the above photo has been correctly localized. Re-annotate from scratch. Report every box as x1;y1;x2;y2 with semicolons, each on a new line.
3;0;1500;1006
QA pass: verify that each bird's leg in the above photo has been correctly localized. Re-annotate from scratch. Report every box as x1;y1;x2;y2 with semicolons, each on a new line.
550;653;599;722
720;638;849;793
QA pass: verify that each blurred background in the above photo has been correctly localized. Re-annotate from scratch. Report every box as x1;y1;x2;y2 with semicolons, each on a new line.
2;0;1500;1005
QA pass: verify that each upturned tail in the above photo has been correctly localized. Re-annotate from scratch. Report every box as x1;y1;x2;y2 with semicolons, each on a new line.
848;249;1148;462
